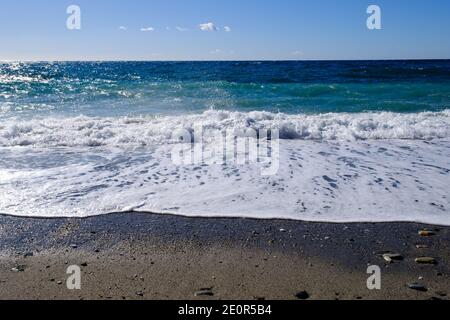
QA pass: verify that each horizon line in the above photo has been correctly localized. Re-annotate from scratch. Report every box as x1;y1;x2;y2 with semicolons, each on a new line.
1;58;450;63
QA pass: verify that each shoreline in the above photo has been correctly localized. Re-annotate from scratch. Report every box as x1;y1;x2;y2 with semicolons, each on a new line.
3;211;450;227
1;212;449;300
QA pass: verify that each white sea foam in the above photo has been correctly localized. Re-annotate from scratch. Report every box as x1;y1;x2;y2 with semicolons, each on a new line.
0;74;50;84
1;110;450;225
1;109;450;148
0;137;449;225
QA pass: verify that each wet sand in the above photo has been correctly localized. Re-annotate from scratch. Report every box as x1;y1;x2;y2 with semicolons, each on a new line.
0;212;449;300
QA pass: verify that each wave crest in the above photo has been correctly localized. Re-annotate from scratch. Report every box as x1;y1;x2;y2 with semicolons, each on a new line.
1;109;450;147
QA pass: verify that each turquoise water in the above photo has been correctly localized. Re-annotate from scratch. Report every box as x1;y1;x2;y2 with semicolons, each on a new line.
1;61;449;119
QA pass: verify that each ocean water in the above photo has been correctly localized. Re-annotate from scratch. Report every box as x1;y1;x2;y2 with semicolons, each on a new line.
1;61;450;224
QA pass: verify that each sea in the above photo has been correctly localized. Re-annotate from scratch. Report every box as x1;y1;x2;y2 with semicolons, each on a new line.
1;60;449;224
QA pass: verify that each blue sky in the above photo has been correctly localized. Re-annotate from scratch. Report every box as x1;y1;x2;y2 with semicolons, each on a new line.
1;0;449;60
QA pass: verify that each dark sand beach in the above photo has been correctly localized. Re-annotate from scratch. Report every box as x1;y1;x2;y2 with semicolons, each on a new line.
0;212;449;300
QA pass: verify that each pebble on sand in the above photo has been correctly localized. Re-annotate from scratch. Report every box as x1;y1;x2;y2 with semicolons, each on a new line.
11;265;26;272
382;253;403;262
194;288;214;297
408;283;427;292
418;230;435;237
295;291;310;300
415;257;437;265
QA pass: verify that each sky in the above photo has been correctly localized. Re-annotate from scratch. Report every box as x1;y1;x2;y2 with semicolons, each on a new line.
0;0;449;61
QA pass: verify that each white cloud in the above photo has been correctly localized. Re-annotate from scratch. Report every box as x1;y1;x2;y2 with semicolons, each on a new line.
175;26;189;32
224;26;232;32
118;26;127;30
210;49;222;54
199;22;218;31
140;27;155;32
292;51;303;57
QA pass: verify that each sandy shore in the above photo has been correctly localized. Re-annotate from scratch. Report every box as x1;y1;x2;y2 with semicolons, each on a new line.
0;212;449;300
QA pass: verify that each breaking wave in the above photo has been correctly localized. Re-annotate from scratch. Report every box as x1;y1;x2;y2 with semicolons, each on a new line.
1;109;450;147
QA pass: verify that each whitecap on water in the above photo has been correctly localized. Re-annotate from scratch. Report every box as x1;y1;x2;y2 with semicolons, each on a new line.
0;109;450;147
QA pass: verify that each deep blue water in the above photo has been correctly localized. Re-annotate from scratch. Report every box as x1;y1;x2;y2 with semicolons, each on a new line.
1;60;449;118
